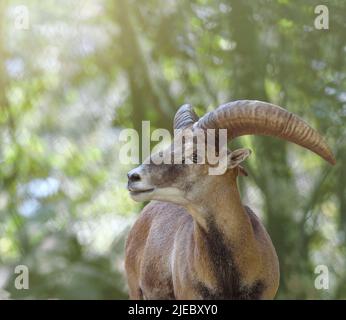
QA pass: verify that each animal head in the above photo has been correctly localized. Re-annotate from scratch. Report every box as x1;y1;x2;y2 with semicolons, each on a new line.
127;100;335;205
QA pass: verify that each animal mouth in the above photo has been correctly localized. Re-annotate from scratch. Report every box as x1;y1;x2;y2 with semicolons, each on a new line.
129;188;155;195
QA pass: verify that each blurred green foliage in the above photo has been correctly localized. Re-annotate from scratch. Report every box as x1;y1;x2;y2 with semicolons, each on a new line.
0;0;345;299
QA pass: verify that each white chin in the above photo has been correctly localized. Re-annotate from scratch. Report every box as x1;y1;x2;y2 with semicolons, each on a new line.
151;188;187;204
129;187;186;204
129;190;154;202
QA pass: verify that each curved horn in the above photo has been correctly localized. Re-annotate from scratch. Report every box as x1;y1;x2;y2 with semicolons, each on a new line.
196;100;336;165
174;104;199;129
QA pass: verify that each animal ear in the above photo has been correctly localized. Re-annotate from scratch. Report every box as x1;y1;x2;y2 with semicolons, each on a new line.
227;148;251;169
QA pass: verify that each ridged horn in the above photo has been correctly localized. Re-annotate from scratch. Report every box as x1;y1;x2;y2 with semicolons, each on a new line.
174;104;199;129
196;100;336;165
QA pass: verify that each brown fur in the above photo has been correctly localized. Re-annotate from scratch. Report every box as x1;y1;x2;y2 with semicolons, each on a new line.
125;170;280;299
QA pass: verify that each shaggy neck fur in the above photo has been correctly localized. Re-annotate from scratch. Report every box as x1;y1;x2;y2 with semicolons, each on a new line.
186;169;264;299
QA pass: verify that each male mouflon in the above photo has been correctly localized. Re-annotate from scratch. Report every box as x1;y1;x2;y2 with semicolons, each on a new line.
125;100;335;299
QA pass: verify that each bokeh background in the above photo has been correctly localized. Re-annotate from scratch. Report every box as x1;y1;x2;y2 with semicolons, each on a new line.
0;0;345;299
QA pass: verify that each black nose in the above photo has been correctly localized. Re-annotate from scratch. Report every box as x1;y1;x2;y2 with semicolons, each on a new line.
127;172;141;182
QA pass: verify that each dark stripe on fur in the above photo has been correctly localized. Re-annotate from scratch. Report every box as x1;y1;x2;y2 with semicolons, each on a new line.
195;217;265;299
